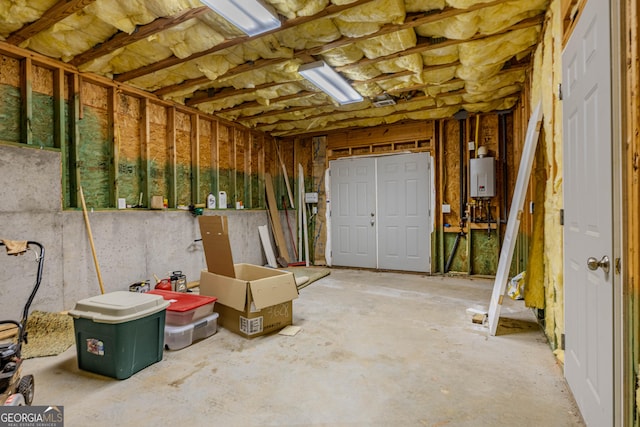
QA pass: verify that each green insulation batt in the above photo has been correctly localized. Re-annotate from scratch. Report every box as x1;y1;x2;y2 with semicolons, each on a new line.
0;85;20;143
470;230;498;275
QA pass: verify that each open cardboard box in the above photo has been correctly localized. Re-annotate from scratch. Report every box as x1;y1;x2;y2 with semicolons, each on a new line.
198;216;298;338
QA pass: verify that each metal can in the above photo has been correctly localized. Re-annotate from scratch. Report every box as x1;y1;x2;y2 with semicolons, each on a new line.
171;271;187;292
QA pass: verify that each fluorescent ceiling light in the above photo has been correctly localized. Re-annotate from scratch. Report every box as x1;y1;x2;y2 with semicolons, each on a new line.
298;61;363;105
201;0;281;37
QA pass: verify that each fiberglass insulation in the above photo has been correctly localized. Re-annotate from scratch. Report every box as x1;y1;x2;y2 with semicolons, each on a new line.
0;0;548;134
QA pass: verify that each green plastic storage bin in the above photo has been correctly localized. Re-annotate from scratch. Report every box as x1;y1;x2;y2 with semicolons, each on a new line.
69;291;170;380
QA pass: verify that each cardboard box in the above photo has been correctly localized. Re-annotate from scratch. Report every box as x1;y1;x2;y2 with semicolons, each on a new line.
198;216;298;338
199;265;296;338
150;195;164;209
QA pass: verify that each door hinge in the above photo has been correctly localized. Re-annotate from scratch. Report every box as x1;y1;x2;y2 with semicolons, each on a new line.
560;333;565;350
559;209;564;225
615;258;621;275
558;83;563;100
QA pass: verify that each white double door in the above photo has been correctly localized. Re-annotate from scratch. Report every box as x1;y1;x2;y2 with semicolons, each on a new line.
329;153;431;273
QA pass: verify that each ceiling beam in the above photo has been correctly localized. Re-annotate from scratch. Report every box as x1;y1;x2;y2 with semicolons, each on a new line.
184;68;414;110
246;63;528;130
233;104;318;121
114;0;377;83
215;90;317;113
153;56;299;97
186;79;300;106
216;68;444;117
266;99;494;137
352;69;416;85
336;15;543;72
218;58;527;123
154;12;541;101
265;92;520;136
6;0;97;45
69;6;210;67
306;0;514;56
385;62;530;95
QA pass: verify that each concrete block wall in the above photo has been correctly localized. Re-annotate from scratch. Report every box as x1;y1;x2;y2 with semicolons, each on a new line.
0;144;271;319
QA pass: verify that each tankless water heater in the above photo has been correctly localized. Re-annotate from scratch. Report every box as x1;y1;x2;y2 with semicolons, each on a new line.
470;157;495;198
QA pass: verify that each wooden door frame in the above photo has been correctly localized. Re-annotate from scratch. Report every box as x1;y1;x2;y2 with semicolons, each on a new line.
611;0;625;424
619;0;639;424
561;1;624;423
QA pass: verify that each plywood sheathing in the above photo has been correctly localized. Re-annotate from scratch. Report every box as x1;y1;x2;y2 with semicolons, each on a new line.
77;80;110;207
0;56;20;145
235;127;247;207
528;0;564;352
198;118;213;202
217;123;233;207
174;110;192;206
147;102;168;202
311;136;328;265
116;93;143;205
443;118;462;225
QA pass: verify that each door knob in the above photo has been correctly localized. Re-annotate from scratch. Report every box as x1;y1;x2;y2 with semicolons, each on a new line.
587;255;610;274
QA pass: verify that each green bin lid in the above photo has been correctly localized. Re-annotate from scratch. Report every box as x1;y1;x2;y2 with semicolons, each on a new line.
69;291;170;324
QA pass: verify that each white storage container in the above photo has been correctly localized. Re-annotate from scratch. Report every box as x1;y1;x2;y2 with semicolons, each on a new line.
148;290;216;326
164;312;219;350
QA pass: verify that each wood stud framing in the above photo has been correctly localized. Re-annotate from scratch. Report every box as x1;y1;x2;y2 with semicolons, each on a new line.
0;44;267;212
20;58;33;146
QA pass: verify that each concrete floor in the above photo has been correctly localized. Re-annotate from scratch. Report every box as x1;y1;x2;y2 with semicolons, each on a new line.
24;269;584;426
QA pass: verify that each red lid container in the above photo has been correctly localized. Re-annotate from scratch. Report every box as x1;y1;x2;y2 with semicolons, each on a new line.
148;290;217;325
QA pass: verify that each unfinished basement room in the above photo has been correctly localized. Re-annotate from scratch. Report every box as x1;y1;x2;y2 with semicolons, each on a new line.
0;0;639;426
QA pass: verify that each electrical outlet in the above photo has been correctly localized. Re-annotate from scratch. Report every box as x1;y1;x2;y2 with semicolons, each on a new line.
305;192;319;203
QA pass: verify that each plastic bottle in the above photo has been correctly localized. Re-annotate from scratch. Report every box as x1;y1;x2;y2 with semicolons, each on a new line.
218;191;227;209
207;193;216;209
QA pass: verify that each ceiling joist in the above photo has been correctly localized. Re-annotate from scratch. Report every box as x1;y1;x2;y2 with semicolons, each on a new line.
70;6;210;67
114;0;377;83
336;15;543;73
0;0;548;137
6;0;97;45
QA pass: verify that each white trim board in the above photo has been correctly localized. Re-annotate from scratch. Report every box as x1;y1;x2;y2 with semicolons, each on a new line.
487;101;543;336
